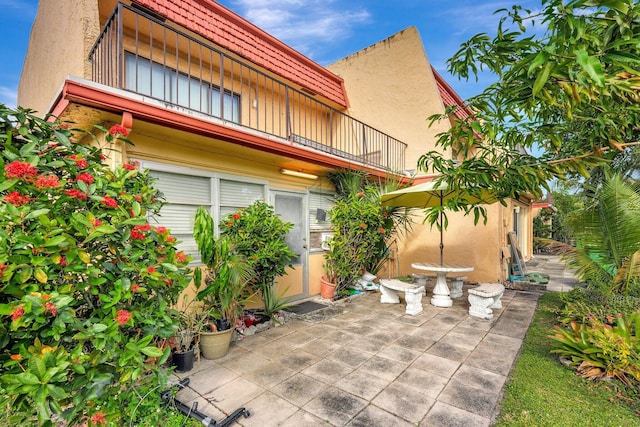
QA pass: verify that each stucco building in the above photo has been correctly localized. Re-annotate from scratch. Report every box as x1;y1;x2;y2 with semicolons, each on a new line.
18;0;532;300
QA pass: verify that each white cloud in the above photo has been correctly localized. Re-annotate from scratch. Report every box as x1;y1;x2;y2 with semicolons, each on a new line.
0;86;18;109
226;0;370;57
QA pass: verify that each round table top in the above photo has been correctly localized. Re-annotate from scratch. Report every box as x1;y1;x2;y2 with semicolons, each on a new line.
411;262;475;273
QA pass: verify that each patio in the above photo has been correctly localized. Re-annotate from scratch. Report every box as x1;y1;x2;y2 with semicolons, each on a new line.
170;255;576;426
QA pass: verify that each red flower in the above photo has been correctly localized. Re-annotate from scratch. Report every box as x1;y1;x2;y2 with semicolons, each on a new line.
166;236;176;243
163;278;172;286
123;163;136;171
226;221;234;227
4;161;38;179
101;196;118;208
155;226;167;234
76;173;94;185
99;153;107;161
137;224;152;231
357;192;364;198
383;211;389;217
34;174;61;189
70;155;88;169
175;251;188;264
11;306;24;321
10;354;22;361
90;412;107;424
360;223;366;229
65;189;88;200
115;310;131;326
44;302;57;317
3;191;32;206
130;229;145;240
378;228;385;233
109;124;129;136
232;213;241;220
131;284;140;292
147;266;156;274
90;218;102;227
41;294;51;301
0;263;7;279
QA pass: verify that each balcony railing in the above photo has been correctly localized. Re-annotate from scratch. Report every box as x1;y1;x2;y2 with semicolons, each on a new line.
89;3;406;173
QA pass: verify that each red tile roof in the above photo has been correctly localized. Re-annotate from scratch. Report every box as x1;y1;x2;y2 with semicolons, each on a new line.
432;67;473;121
134;0;348;108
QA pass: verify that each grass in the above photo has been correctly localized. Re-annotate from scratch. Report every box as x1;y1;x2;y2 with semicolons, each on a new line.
494;292;639;426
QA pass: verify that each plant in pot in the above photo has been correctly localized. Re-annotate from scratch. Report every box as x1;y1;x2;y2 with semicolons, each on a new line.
193;207;254;359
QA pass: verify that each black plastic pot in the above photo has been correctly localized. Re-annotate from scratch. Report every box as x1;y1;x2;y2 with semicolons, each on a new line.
172;348;194;372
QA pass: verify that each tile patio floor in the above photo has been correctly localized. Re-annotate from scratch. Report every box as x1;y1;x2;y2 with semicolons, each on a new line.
171;255;576;426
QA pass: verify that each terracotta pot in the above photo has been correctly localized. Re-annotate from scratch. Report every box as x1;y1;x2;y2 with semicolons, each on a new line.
200;328;234;359
320;275;336;300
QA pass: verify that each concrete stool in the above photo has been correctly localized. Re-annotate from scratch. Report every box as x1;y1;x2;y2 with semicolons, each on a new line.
448;275;468;298
379;279;424;315
468;282;505;320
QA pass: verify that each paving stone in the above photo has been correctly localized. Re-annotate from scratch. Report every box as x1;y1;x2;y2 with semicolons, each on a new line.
278;330;318;348
421;401;491;427
274;350;320;372
271;373;329;407
250;339;297;359
298;337;343;357
358;355;409;382
304;387;368;426
202;377;264;414
393;367;448;398
326;346;375;367
186;364;238;394
240;391;298;426
376;344;422;364
482;332;522;351
371;381;435;424
438;328;485;351
465;341;519;375
394;334;435;352
438;380;500;418
243;361;297;389
450;365;507;394
348;336;389;353
346;404;415;427
217;350;272;375
279;409;331;426
334;369;391;400
427;341;472;363
302;358;355;384
411;353;461;377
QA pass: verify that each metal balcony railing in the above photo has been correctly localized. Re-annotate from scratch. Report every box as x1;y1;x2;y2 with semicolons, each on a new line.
89;3;406;173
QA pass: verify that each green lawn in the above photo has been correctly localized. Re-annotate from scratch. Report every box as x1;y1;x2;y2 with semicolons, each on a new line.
494;292;639;426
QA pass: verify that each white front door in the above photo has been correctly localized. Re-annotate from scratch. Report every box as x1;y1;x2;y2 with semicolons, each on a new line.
271;190;308;300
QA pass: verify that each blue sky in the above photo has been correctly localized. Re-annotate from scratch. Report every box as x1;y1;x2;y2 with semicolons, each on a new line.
0;0;539;108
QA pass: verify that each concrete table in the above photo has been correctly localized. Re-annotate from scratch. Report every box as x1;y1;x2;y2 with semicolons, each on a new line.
411;262;474;307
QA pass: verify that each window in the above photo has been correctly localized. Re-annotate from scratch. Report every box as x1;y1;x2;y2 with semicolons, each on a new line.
309;192;334;230
124;53;240;122
140;162;265;263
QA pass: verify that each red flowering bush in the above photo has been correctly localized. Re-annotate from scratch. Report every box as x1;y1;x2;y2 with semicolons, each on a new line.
0;107;191;425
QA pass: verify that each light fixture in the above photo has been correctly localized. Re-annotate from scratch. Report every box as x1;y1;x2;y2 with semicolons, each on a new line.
280;168;318;180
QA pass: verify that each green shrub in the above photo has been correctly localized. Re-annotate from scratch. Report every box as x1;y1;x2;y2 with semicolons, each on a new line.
220;200;296;300
0;106;191;425
549;311;640;387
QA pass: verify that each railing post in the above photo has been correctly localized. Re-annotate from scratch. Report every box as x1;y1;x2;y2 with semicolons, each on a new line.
285;87;291;140
116;3;123;89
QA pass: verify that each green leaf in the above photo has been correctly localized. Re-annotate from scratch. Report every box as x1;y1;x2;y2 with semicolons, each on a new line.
25;209;51;220
0;304;15;315
18;372;40;385
44;236;68;247
140;346;164;358
0;179;17;192
574;49;605;86
532;61;552;97
46;384;68;400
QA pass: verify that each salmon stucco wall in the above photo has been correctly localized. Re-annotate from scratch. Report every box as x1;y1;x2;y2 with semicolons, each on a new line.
18;0;99;115
327;26;451;175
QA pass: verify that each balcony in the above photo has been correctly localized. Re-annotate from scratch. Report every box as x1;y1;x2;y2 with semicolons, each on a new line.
89;3;406;173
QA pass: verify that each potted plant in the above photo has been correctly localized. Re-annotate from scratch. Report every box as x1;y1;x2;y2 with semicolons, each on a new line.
193;207;254;359
171;305;207;372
